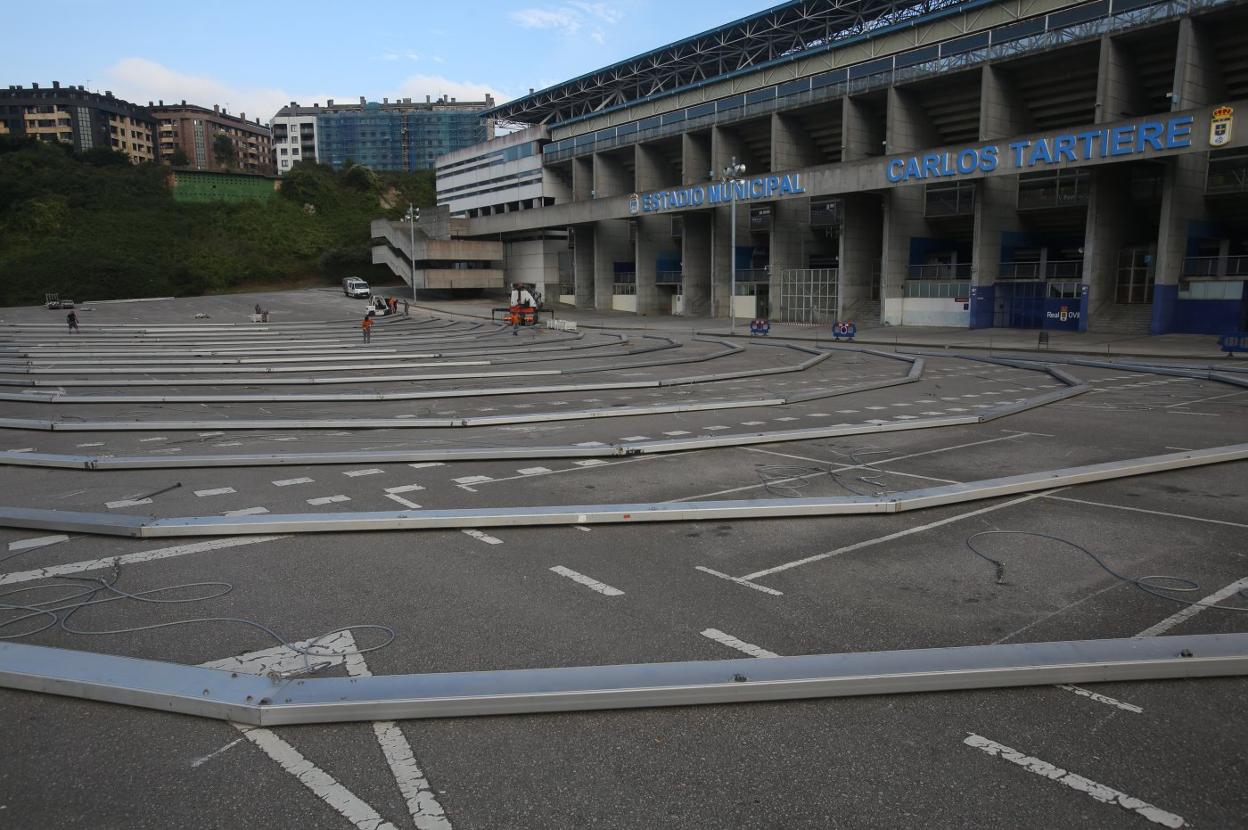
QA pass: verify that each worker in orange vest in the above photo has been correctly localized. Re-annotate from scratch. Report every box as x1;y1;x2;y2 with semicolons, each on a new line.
362;315;374;343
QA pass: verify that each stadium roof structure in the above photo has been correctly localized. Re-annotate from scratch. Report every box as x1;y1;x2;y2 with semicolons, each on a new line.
485;0;981;126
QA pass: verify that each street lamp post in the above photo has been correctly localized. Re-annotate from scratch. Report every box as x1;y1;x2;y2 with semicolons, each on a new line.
721;157;746;333
404;203;419;290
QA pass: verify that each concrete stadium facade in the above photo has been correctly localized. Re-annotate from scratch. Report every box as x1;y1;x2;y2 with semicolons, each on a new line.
392;0;1248;334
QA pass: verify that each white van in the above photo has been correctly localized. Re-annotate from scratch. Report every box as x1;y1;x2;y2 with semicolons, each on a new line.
342;277;370;298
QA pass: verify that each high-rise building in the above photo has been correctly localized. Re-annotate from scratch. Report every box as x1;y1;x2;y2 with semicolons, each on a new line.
0;82;156;163
270;94;494;174
150;102;274;175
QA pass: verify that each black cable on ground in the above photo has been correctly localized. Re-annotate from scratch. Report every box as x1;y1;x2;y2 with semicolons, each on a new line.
965;530;1248;613
0;564;396;667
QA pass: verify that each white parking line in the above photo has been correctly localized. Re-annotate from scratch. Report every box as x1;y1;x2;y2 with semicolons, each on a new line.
139;437;167;443
76;442;105;448
549;565;624;596
408;462;445;469
663;430;690;436
1046;496;1248;529
453;475;493;485
105;498;152;509
194;487;236;497
620;436;650;442
272;477;314;487
384;484;426;494
7;534;69;552
342;642;451;829
741;491;1053;581
963;734;1185;828
517;467;553;475
572;459;609;467
385;494;422;509
238;727;401;830
694;565;783;596
307;495;350;505
1135;576;1248;637
345;468;384;477
223;506;269;516
701;628;779;658
462;528;503;545
1056;685;1143;714
0;536;287;585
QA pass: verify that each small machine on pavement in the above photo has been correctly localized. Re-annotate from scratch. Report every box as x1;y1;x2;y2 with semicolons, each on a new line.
506;283;541;332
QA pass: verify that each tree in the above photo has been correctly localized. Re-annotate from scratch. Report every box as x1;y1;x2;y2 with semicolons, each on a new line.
80;146;130;167
167;147;190;167
212;134;236;168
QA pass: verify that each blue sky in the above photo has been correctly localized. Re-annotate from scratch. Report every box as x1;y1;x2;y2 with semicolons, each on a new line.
7;0;770;121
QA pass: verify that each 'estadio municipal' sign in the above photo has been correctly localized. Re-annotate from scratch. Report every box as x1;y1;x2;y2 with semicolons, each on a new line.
886;115;1195;183
630;174;806;215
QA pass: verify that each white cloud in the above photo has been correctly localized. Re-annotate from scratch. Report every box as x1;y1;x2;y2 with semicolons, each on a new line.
395;74;510;105
509;2;623;39
509;7;582;34
103;58;509;123
568;1;623;23
104;58;295;122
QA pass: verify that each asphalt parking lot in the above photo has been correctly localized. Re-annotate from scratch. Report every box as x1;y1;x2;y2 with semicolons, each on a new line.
0;289;1245;829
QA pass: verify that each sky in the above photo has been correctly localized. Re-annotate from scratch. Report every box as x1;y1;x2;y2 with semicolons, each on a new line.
8;0;774;122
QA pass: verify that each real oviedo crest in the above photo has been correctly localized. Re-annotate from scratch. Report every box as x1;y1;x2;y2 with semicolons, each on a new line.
1209;105;1233;147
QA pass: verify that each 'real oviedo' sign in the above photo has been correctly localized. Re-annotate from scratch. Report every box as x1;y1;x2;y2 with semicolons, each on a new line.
629;173;806;215
886;114;1197;183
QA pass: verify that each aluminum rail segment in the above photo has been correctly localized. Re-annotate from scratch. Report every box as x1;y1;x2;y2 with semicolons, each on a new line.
0;354;1097;438
1;634;1244;725
0;443;1242;538
0;340;818;404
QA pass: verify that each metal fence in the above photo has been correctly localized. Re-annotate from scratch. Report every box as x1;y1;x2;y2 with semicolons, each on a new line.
904;280;969;299
1182;255;1248;277
778;268;838;324
998;260;1083;280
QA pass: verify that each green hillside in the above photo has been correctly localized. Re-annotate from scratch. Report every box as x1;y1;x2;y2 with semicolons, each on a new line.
0;136;434;305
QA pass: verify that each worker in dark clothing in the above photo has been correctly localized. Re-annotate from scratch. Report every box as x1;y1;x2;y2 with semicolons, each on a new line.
66;310;79;334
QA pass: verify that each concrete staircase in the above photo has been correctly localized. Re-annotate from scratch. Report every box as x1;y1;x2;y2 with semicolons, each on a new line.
842;299;881;327
1090;303;1153;335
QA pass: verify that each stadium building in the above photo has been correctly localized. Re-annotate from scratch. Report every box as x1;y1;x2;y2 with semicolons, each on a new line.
375;0;1248;334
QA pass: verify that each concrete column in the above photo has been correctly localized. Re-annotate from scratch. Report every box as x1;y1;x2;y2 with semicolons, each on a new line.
1153;17;1222;333
771;200;806;317
711;203;748;319
593;220;631;312
881;188;925;325
771;112;820;171
881;88;938;324
971;65;1031;328
710;126;751;319
711;125;748;173
592;152;630;198
769;113;821;317
980;65;1031;138
572;156;593;201
635;143;675;192
1095;36;1146;123
573;223;595;308
635;215;668;315
1082;166;1131;319
682;133;710;186
839;193;881;319
842;97;883;162
682;211;712;316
